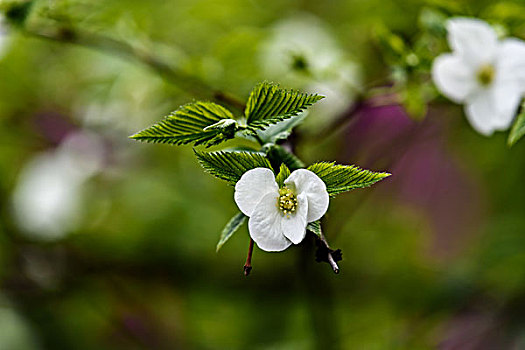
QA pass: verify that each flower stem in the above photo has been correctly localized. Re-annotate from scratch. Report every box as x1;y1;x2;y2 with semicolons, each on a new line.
243;239;254;276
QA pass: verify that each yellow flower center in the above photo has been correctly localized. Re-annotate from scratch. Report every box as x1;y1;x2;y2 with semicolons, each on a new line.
476;64;495;86
278;187;297;215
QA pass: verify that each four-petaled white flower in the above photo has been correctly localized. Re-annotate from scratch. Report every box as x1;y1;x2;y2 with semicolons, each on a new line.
432;17;525;136
234;168;329;252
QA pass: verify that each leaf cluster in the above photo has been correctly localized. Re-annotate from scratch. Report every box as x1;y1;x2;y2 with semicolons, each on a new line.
206;159;390;250
130;81;391;253
130;82;323;147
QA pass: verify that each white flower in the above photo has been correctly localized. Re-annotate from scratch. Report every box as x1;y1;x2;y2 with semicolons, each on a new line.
259;14;362;127
432;18;525;135
234;168;329;252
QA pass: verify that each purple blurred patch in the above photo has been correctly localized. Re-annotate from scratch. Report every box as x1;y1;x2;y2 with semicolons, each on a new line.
438;311;512;350
340;99;485;258
33;111;77;145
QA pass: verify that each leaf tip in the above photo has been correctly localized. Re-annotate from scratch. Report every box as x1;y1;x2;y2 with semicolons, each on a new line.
128;131;150;142
507;136;517;148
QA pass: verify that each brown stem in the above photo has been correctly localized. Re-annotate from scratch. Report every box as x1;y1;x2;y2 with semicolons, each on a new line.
213;91;246;112
319;232;340;274
243;239;254;276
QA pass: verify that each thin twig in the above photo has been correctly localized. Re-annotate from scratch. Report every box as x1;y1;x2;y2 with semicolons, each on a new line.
243;239;254;276
326;251;340;274
318;232;340;274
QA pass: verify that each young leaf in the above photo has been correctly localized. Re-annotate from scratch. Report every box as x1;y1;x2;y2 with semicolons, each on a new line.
195;150;273;185
508;105;525;147
265;145;305;171
255;112;308;144
216;212;246;252
308;162;391;196
130;102;237;147
245;82;324;130
275;163;291;187
306;220;321;238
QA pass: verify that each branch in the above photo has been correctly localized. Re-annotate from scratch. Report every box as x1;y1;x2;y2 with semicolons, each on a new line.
20;25;245;110
314;231;342;274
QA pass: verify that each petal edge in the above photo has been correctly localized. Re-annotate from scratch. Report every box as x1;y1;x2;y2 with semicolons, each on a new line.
281;193;308;244
248;193;291;252
234;168;279;217
284;169;329;222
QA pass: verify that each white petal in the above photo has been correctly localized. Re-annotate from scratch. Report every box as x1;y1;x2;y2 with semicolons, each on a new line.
447;18;498;66
497;38;525;89
281;193;308;244
284;169;329;222
248;193;292;252
465;90;497;135
490;83;522;130
432;53;477;103
234;168;279;217
464;86;521;136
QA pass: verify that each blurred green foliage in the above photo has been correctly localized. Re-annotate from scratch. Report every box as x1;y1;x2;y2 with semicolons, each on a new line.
2;0;525;349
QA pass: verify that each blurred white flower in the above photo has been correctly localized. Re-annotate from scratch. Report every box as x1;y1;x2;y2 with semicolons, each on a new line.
259;15;361;126
432;18;525;135
74;55;169;134
0;14;10;59
234;168;329;252
0;295;40;350
12;132;105;240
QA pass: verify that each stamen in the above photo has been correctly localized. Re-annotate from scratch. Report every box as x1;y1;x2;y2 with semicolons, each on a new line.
477;64;495;86
278;187;298;216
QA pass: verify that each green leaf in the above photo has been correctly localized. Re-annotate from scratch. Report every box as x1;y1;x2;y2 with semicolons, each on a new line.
265;145;305;171
275;163;291;187
255;112;308;144
306;220;322;238
308;162;391;196
508;105;525;147
216;212;246;252
130;102;237;147
245;82;324;130
195;150;273;185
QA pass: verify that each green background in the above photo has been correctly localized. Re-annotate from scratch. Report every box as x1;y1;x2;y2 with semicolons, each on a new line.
2;0;525;349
